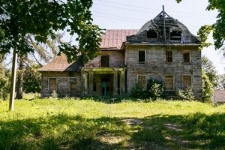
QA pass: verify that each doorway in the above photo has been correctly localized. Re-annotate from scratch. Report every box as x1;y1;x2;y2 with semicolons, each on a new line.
101;77;110;96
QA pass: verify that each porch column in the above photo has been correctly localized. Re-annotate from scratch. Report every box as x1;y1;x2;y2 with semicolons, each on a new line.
89;70;93;95
113;70;118;96
82;71;88;96
120;70;125;95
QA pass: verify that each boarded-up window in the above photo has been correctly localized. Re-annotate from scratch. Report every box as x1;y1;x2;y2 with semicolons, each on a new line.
137;75;146;88
139;50;146;63
183;76;191;88
165;75;173;90
49;78;56;92
183;51;190;62
101;55;109;67
166;51;172;62
70;78;77;90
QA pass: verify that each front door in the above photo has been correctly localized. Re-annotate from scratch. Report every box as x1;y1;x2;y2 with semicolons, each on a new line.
101;77;110;96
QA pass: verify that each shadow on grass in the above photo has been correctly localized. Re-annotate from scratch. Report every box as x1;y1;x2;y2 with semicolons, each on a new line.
0;112;225;149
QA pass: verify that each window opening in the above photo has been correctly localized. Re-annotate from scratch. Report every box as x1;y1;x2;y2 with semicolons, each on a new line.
139;50;146;63
171;31;181;40
183;51;190;62
165;75;173;90
137;75;146;89
101;55;109;67
183;76;191;88
49;78;56;92
165;51;172;62
147;30;157;38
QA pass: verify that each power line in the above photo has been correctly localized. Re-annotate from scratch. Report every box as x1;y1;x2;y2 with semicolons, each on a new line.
94;1;217;20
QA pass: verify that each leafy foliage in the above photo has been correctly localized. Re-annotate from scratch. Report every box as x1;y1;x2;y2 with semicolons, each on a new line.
202;71;214;102
176;0;225;50
177;86;195;101
23;65;41;93
0;0;103;62
202;56;218;87
130;83;147;99
130;79;165;100
197;25;213;50
147;78;166;100
0;56;10;100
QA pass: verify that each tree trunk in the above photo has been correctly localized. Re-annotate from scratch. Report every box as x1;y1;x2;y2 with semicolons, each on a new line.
16;55;25;99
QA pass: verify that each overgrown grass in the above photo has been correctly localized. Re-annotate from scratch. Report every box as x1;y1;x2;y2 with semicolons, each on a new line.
1;98;225;149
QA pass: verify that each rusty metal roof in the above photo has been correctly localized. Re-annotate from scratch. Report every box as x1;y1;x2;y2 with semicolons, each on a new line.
38;54;83;72
213;90;225;103
100;29;138;50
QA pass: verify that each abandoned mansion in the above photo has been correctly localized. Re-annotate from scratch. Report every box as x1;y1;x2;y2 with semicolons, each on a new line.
39;10;202;100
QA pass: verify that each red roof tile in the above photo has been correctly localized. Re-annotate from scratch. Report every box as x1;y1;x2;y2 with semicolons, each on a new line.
100;29;138;50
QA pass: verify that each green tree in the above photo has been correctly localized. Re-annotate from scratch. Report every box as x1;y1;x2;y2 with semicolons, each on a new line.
202;56;218;87
0;0;102;110
15;33;61;99
23;65;41;94
0;55;10;100
176;0;225;50
202;71;214;102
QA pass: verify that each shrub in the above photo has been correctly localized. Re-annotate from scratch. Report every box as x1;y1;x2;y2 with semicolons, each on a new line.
146;78;166;100
51;90;58;98
130;83;148;99
178;86;195;100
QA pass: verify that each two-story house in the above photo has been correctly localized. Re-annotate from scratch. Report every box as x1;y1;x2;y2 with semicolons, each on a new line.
39;10;202;100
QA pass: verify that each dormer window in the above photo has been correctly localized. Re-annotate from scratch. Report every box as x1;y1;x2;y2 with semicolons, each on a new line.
147;30;157;38
171;31;182;40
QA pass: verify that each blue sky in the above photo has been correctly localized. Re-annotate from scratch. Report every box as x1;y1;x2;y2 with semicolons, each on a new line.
91;0;225;74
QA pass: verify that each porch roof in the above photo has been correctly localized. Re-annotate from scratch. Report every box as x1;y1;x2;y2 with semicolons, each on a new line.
38;54;83;72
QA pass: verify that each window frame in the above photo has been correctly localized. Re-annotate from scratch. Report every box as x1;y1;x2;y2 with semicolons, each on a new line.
101;55;110;67
165;75;174;91
165;51;173;63
138;50;146;64
137;75;147;89
182;75;192;88
183;51;190;63
48;77;57;92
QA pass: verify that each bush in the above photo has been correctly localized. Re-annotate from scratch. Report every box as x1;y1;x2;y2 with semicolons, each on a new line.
178;86;195;100
130;79;165;100
130;83;148;99
147;78;166;100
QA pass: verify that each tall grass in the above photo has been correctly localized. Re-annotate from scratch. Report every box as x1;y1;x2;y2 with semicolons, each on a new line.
0;98;225;149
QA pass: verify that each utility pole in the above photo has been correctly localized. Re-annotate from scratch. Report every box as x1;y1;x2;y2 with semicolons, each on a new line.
9;47;18;111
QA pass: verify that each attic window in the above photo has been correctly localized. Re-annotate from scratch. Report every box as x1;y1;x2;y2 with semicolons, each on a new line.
171;31;181;40
147;30;157;38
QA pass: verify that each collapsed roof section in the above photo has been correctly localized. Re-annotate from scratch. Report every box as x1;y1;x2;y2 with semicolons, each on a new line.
126;10;200;44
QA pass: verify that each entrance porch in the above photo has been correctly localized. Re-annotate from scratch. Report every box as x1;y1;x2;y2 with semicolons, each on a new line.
81;68;126;97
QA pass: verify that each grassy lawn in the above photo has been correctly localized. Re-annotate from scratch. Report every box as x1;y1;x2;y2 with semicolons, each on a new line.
1;98;225;149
